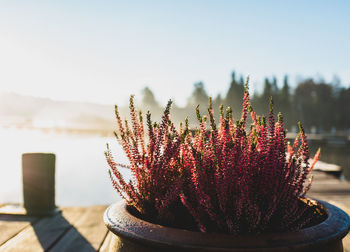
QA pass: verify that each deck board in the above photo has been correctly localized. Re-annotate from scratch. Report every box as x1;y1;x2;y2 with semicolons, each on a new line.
49;206;108;252
0;214;70;252
0;215;38;246
99;232;113;252
0;207;87;252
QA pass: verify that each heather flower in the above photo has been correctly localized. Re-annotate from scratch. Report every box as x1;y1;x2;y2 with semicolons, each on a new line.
106;96;183;224
180;80;323;234
107;82;324;234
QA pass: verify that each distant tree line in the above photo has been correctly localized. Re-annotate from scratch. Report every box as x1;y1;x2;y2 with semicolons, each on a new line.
140;71;350;133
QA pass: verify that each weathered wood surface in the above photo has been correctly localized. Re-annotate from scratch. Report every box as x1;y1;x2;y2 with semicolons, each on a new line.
0;215;38;247
0;171;350;251
0;206;108;252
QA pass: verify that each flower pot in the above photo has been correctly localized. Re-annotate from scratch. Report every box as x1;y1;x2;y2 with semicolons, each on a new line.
104;199;350;252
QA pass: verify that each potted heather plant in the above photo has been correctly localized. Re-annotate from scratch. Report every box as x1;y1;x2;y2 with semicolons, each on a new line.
104;83;349;251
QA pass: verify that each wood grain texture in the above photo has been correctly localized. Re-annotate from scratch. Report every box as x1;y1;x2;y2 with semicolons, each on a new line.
50;205;108;252
0;215;38;246
99;232;113;252
0;207;86;252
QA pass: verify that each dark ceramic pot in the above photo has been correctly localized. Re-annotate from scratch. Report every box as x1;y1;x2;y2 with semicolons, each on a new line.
104;200;350;251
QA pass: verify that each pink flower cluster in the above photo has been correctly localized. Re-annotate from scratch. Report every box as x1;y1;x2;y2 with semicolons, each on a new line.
106;83;322;234
106;96;182;223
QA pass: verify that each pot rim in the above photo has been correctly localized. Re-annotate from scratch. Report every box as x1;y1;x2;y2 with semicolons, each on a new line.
104;199;350;250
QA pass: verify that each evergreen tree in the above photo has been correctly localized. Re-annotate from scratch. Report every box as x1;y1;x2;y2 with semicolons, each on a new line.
262;78;272;104
314;82;334;132
213;94;224;110
278;75;292;129
294;79;318;132
187;82;208;109
335;87;350;131
142;87;159;108
272;76;279;97
225;71;245;118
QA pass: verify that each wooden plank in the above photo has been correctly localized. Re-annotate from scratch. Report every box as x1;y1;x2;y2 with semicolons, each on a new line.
99;232;113;252
50;205;108;252
310;186;350;195
0;207;86;252
308;171;350;195
49;227;96;252
0;215;38;246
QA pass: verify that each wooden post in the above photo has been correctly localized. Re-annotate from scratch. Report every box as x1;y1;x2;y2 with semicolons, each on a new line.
22;153;57;215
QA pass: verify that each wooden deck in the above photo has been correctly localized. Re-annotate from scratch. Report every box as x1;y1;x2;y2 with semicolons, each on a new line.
0;205;110;252
0;171;350;251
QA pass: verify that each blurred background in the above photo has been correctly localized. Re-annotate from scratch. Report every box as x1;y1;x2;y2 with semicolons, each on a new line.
0;1;349;206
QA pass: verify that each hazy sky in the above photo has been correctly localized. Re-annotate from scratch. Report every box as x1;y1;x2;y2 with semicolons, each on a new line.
0;1;349;106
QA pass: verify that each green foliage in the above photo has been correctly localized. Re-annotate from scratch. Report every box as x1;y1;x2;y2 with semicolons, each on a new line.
188;82;209;109
142;87;159;108
225;71;245;118
139;72;349;133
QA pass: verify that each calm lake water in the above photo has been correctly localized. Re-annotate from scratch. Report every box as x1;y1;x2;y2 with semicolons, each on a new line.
0;127;128;206
0;127;349;206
